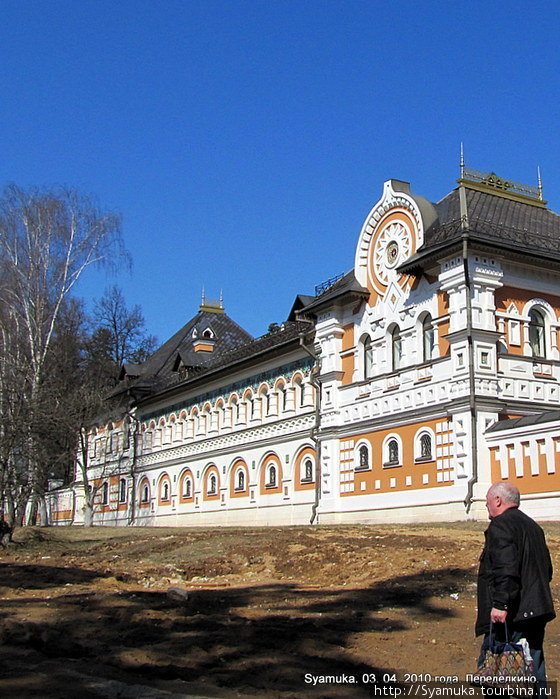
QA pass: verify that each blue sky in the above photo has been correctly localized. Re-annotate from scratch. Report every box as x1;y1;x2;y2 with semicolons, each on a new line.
2;0;559;342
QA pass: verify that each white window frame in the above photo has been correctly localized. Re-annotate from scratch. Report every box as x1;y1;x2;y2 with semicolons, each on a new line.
354;439;372;471
421;314;435;363
389;325;402;372
235;468;246;492
208;473;218;495
414;428;435;463
182;475;192;499
528;307;546;358
302;457;314;483
141;482;150;503
266;463;277;488
119;478;127;503
383;434;403;468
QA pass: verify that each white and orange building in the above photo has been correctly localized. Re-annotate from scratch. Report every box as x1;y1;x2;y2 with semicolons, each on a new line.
47;167;560;525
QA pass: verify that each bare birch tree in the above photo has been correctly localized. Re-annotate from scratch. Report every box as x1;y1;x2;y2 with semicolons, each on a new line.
0;184;127;523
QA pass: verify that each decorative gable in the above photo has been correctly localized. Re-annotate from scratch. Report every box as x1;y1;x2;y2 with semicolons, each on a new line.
354;180;437;305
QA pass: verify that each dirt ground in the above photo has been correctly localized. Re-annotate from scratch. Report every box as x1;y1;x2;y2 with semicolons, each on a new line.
0;522;559;698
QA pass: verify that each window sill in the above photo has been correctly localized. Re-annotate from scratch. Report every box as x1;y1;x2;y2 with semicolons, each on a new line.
265;483;278;489
383;462;401;469
354;466;371;473
300;478;314;484
414;457;434;464
234;487;246;493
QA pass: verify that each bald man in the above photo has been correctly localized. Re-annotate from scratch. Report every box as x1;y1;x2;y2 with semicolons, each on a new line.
476;482;555;692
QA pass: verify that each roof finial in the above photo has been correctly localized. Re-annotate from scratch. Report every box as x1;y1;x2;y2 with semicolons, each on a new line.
201;286;205;305
537;166;544;201
199;289;225;314
459;142;469;231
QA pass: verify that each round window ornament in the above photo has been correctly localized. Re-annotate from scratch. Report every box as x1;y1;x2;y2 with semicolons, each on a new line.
386;241;399;266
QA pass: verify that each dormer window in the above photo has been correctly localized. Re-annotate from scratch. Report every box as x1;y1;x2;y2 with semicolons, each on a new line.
193;326;216;353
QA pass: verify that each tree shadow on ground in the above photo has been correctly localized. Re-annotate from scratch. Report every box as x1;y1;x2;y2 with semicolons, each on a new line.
0;564;474;697
0;562;108;589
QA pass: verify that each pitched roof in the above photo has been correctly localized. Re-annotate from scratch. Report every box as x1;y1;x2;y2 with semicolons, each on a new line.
111;309;253;399
399;184;560;275
437;186;560;242
133;320;312;406
298;270;369;316
177;321;309;379
287;294;315;321
486;410;560;433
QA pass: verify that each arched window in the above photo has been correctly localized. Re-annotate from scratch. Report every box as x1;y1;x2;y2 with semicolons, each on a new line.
208;474;217;494
422;315;435;362
141;484;149;503
267;465;277;488
162;481;169;500
529;308;546;358
416;433;433;461
119;478;127;503
358;444;369;470
183;477;192;498
391;326;402;371
304;459;313;482
101;482;109;505
237;470;245;491
387;439;399;465
363;335;374;379
421;433;432;459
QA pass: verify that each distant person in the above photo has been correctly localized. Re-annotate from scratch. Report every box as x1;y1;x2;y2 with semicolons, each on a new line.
476;482;555;692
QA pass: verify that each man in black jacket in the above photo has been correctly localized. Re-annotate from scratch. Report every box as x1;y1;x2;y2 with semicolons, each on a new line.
476;482;555;691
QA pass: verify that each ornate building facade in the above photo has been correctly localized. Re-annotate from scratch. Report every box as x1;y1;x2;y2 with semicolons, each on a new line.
47;168;560;525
